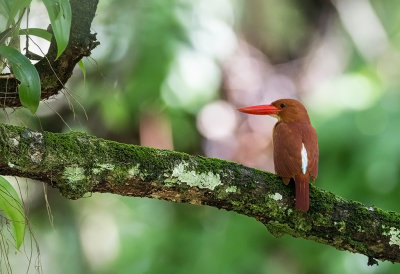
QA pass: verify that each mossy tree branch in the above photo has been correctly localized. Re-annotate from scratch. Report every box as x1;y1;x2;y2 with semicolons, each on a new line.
0;123;399;264
0;0;99;108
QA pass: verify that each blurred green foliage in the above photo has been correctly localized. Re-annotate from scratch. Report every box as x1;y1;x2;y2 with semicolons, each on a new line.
3;0;400;273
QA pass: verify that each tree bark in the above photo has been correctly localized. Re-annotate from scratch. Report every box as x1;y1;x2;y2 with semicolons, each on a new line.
0;123;399;263
0;0;99;108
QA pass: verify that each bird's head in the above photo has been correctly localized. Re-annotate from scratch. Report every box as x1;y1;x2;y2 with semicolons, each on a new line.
237;99;310;123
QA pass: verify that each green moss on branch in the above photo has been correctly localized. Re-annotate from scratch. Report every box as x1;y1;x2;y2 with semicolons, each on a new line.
0;123;400;263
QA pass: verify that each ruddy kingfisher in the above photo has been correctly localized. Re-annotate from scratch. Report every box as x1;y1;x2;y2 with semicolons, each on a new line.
237;99;318;212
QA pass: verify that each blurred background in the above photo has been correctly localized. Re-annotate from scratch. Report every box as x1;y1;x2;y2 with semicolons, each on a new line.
2;0;400;273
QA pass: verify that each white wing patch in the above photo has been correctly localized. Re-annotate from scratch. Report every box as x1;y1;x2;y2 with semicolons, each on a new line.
301;143;308;174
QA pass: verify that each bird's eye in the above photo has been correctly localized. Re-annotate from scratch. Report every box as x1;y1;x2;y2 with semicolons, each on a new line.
280;103;286;108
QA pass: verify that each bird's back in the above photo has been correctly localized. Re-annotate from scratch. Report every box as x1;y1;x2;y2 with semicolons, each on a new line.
273;121;318;181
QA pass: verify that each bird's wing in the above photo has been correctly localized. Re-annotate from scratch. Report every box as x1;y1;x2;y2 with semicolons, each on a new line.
303;125;318;180
273;122;303;179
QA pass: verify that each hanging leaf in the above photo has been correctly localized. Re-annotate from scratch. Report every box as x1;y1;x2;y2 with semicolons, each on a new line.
42;0;71;59
0;176;25;249
19;28;52;41
0;45;41;113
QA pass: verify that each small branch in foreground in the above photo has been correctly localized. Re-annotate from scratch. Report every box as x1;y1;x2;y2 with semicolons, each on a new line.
0;0;99;108
0;123;399;263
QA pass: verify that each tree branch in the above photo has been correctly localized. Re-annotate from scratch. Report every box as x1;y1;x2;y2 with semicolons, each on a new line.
0;0;99;108
0;123;399;263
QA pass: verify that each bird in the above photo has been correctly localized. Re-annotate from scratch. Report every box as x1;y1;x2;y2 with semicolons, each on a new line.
237;99;318;211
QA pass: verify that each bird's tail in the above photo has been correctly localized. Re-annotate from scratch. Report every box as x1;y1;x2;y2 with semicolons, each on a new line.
294;174;309;212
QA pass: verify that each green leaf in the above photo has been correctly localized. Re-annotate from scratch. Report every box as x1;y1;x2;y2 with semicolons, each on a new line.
78;59;86;83
19;28;52;41
7;0;31;27
0;176;25;249
0;45;41;113
0;0;11;18
42;0;71;59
